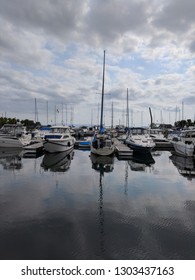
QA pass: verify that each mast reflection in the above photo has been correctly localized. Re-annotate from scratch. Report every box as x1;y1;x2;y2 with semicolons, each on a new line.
90;153;114;258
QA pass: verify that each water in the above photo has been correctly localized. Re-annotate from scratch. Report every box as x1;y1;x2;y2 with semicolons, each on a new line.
0;148;195;260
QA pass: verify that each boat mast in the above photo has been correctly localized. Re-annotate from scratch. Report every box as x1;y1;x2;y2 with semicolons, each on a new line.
126;88;129;129
100;50;106;133
149;107;153;128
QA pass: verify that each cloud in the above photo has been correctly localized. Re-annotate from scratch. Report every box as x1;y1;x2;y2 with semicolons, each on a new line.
152;0;195;34
0;0;195;125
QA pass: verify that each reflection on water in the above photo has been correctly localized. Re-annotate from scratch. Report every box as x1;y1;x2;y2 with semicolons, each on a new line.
0;148;23;170
0;149;195;260
90;153;114;174
170;153;195;180
41;148;74;172
90;154;114;258
128;151;155;172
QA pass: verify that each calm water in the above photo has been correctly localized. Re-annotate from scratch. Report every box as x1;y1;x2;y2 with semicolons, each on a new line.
0;147;195;260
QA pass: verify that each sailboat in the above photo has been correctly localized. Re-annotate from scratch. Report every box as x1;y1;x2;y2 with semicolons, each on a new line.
91;50;115;156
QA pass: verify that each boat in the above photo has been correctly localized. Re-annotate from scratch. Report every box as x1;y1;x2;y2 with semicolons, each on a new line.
91;50;115;156
171;139;194;157
125;127;156;153
148;128;169;143
78;136;91;149
32;126;51;141
0;123;31;148
43;126;75;153
171;129;195;157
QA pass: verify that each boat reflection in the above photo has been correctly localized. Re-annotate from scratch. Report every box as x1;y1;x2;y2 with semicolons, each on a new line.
0;148;23;170
41;148;74;172
90;153;114;258
128;151;155;172
170;153;195;180
90;153;114;175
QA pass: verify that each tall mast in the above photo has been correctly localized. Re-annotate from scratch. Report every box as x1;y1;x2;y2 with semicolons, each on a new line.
111;101;114;128
126;88;129;128
100;50;106;132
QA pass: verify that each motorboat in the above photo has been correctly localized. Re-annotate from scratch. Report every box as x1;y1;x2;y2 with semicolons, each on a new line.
0;123;31;148
32;126;51;141
125;127;156;153
90;50;115;156
171;129;195;157
172;139;194;157
148;128;169;143
78;136;91;150
43;126;75;153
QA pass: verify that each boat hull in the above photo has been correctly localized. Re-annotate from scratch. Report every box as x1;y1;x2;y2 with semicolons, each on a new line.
172;141;194;157
126;140;155;153
43;139;75;153
90;145;115;156
0;136;23;148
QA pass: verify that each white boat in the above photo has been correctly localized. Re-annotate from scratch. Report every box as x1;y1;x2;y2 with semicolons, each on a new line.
78;136;91;149
148;128;169;143
172;140;194;157
32;126;51;141
179;129;195;144
43;126;75;153
171;129;195;157
91;132;115;156
125;127;156;153
90;51;115;156
0;123;31;148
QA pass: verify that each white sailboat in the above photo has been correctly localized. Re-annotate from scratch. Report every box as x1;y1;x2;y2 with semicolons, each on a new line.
91;50;115;156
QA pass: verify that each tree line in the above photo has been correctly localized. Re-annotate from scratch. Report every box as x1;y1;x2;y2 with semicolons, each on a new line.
174;119;195;129
0;117;41;129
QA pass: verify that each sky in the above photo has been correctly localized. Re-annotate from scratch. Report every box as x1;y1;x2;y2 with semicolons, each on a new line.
0;0;195;127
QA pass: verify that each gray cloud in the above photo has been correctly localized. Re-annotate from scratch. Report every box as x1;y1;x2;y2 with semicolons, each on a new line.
0;0;195;125
152;0;195;33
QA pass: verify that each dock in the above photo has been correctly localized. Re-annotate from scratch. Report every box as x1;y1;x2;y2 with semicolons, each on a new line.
114;138;133;159
154;141;173;150
22;141;44;157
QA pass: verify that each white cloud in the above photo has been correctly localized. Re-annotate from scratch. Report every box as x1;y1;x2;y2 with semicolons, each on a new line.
0;0;194;125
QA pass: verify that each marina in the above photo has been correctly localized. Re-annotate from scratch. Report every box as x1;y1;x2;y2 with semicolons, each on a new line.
0;144;195;260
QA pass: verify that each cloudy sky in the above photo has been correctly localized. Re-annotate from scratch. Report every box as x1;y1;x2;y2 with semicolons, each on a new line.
0;0;195;126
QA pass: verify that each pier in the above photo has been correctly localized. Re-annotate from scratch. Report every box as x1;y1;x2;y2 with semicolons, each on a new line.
22;141;43;157
113;138;133;159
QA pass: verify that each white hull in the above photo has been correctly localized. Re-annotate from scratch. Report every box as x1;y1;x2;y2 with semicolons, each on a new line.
126;136;155;153
91;145;115;156
0;136;23;148
172;141;194;157
43;139;75;153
